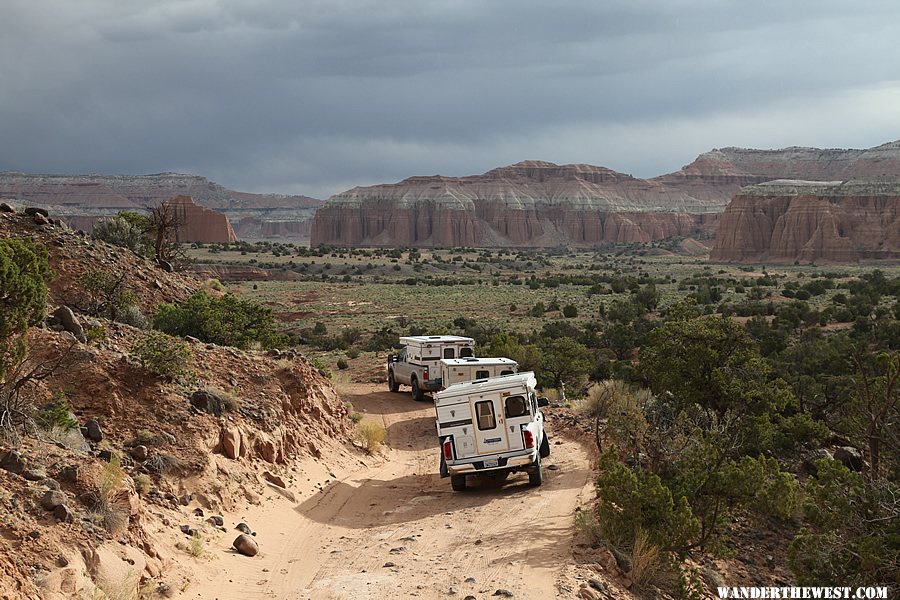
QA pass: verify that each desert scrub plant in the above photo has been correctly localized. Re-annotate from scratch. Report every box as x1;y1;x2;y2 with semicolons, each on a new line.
91;454;130;534
143;452;185;476
132;473;152;495
355;421;386;454
131;331;192;380
153;291;284;349
336;358;349;370
85;325;107;344
78;268;140;323
34;392;78;432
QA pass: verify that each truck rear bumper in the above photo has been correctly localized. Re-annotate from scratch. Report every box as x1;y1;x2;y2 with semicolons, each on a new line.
444;451;537;476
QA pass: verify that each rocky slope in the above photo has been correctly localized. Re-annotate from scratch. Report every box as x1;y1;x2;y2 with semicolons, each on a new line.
710;179;900;263
0;172;321;242
0;209;354;599
311;140;900;248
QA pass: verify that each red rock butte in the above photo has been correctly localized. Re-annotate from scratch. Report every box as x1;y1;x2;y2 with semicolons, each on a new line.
311;141;900;252
165;195;237;243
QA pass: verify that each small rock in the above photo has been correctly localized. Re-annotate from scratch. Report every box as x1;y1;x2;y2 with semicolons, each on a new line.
0;450;26;474
206;515;224;527
179;494;192;506
27;530;41;541
24;207;49;217
464;577;476;584
449;586;459;595
578;587;601;600
98;449;113;462
23;469;47;482
383;561;396;568
588;578;606;592
262;471;287;489
233;534;259;557
41;490;68;511
43;478;60;491
193;507;204;517
464;596;477;600
0;202;15;213
129;445;148;461
493;590;513;597
236;522;252;534
34;212;49;225
389;546;407;554
56;555;69;568
58;465;78;482
54;504;74;523
546;464;559;471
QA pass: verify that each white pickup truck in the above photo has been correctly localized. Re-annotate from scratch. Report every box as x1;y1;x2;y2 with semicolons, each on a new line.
439;357;518;389
387;336;475;401
434;372;550;491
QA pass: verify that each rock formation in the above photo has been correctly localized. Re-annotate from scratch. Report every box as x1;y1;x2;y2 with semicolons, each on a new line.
166;195;237;243
0;172;320;241
311;140;900;248
710;179;900;263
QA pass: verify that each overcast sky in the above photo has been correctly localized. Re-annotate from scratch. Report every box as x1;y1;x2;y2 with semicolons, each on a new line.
2;1;899;199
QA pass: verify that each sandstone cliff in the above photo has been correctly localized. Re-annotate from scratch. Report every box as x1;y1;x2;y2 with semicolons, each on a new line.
311;141;900;248
167;195;238;243
710;179;900;263
0;172;320;241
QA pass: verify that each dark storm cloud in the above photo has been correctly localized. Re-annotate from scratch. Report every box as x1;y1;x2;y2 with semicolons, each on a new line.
2;0;899;198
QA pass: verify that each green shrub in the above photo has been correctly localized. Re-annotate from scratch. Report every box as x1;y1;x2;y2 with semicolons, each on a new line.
93;213;150;256
0;238;51;380
79;268;140;322
594;451;699;551
153;291;284;349
34;393;78;432
131;331;192;380
337;358;349;370
562;304;578;318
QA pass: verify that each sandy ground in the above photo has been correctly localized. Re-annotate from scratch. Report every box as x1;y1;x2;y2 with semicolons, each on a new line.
182;384;594;600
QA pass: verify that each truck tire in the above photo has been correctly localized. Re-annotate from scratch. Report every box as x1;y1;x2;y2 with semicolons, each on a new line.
451;475;467;491
528;455;543;487
387;371;400;393
539;433;551;459
411;378;425;402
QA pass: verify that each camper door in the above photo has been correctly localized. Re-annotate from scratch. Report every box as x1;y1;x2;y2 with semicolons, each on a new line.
471;393;509;456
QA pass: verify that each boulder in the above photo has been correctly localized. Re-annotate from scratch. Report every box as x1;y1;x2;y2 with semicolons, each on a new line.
83;419;103;443
53;504;74;523
41;490;68;511
191;389;225;416
802;448;834;476
0;450;26;474
262;471;287;488
233;534;259;557
24;206;49;217
222;427;241;460
0;201;14;212
235;522;252;534
206;515;224;527
834;446;865;472
33;212;49;225
53;306;86;343
22;469;47;481
129;445;148;461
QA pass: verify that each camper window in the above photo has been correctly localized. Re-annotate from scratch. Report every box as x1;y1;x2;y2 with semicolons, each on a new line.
475;401;496;430
444;348;455;359
460;347;474;358
500;370;514;376
475;370;490;379
505;395;528;418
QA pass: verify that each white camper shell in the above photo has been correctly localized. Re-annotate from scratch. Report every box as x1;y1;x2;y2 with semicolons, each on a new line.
434;372;550;491
388;336;476;400
439;357;518;389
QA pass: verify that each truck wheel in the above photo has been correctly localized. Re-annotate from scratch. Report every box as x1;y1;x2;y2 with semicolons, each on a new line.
388;371;400;393
451;475;467;491
539;433;551;458
528;455;543;487
411;378;425;402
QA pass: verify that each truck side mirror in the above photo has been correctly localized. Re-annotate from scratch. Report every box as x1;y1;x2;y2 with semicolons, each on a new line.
537;397;550;408
387;354;395;364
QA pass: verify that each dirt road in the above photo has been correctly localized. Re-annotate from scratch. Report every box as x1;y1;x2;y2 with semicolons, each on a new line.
190;384;594;599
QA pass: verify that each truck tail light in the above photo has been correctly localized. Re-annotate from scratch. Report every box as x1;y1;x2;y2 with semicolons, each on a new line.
443;438;454;460
523;430;535;449
423;369;429;380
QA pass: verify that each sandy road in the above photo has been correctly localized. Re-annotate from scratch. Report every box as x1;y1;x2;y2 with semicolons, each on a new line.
191;384;593;600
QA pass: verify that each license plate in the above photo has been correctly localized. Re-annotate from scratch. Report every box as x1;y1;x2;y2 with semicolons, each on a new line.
483;459;498;468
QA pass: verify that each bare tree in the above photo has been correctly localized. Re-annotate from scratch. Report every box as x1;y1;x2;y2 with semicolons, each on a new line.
851;348;899;480
147;201;186;268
